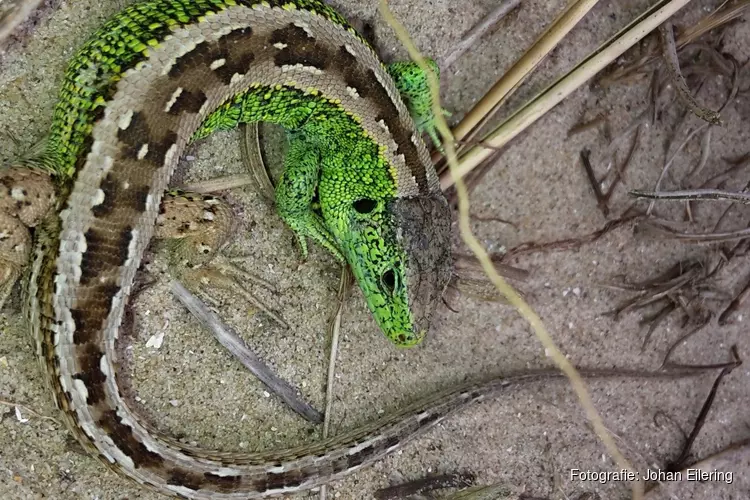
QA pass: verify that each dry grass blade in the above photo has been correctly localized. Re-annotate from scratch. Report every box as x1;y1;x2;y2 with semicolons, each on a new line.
646;122;710;216
666;351;741;471
0;398;60;425
644;437;750;498
503;216;641;260
170;280;323;424
444;482;514;500
177;174;254;194
318;267;351;500
605;257;725;352
444;0;697;190
240;122;276;201
718;276;750;325
609;262;704;318
448;276;514;304
373;472;475;500
453;254;529;282
638;221;750;242
580;148;610;216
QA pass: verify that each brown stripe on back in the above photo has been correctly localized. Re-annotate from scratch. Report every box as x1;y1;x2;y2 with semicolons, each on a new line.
131;185;151;213
117;112;178;166
168;40;213;79
214;27;257;85
167;89;208;115
79;226;132;286
73;342;107;405
336;47;428;191
345;434;401;470
117;111;152;159
91;173;149;218
168;28;256;86
70;307;98;345
70;285;119;345
346;445;373;468
98;409;165;469
145;130;178;166
167;469;203;491
270;24;330;70
417;411;440;426
330;457;349;475
167;469;243;494
253;470;304;493
204;472;242;493
91;174;119;218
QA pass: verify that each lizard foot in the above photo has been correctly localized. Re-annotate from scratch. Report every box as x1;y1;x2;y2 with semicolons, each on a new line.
388;59;451;149
155;191;287;328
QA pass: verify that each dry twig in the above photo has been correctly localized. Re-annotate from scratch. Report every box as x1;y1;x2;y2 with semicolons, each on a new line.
170;280;323;424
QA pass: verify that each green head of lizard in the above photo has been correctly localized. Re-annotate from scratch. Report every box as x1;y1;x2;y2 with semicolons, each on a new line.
333;192;453;347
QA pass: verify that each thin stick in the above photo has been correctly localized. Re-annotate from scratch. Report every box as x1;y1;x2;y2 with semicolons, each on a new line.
170;280;323;424
718;277;750;325
639;222;750;243
0;398;60;424
177;174;255;194
580;148;609;217
240;122;277;201
646;123;710;215
441;0;522;69
667;355;740;471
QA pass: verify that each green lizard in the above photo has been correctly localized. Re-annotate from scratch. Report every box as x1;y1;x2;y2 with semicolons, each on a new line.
0;0;456;497
0;0;452;346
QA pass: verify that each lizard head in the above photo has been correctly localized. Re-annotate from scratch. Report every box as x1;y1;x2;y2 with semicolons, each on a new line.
339;192;452;347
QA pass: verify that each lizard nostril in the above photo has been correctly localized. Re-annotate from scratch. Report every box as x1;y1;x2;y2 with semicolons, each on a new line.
382;269;396;292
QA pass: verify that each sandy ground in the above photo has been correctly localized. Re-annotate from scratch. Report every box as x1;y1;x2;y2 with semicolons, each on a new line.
1;0;749;499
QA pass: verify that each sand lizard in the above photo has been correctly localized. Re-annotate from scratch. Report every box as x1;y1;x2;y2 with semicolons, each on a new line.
0;0;456;496
0;1;698;498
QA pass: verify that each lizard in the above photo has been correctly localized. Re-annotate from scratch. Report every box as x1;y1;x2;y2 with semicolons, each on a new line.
0;0;455;497
0;0;453;346
0;1;703;499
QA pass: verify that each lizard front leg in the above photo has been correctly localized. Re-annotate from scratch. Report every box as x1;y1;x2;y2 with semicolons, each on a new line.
388;59;450;148
275;132;344;263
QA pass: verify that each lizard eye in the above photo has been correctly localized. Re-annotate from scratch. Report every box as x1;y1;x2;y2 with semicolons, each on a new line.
382;268;397;293
353;198;377;214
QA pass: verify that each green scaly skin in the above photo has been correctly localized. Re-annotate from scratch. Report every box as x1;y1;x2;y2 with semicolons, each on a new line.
29;0;444;346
